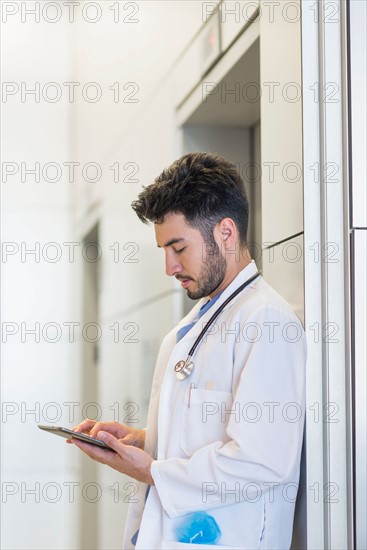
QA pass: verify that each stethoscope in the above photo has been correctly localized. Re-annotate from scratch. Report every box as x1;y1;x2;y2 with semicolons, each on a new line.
174;270;262;380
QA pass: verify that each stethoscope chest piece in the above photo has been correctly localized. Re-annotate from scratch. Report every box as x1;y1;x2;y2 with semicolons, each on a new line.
173;269;261;381
174;359;194;380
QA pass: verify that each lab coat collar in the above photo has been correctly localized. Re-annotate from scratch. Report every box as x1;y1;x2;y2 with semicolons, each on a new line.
173;260;260;347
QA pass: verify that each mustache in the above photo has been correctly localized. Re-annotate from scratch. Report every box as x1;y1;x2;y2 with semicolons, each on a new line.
175;275;194;282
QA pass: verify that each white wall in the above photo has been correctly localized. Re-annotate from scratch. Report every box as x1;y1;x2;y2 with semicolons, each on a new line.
1;7;78;550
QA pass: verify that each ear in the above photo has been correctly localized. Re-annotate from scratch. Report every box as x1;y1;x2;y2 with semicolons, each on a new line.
215;218;237;248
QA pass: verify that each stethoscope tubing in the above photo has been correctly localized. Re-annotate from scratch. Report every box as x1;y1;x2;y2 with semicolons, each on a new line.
186;269;262;359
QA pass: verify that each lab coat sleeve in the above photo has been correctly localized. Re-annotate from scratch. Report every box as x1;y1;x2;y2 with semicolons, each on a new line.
150;304;306;518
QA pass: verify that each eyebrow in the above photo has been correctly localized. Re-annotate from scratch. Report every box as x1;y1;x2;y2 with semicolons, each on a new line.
157;238;185;248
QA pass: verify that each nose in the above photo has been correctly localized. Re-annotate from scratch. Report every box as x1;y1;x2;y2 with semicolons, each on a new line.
165;251;182;277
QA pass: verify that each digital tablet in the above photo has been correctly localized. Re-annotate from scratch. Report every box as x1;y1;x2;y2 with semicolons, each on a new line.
38;424;114;451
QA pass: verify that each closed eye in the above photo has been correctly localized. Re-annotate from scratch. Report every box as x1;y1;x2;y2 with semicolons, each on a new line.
174;247;186;254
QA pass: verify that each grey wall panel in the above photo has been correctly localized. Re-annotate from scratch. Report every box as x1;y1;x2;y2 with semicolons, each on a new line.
261;234;304;325
349;0;367;228
353;229;367;549
260;0;303;244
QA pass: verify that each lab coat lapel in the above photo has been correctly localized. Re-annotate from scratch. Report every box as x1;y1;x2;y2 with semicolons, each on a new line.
169;261;259;348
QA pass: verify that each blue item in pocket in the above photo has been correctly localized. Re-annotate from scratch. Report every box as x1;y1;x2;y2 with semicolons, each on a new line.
176;511;221;545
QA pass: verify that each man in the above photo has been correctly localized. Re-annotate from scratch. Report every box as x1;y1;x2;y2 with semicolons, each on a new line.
71;152;306;549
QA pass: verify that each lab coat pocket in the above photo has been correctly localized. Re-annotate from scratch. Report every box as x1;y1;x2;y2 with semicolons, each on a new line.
181;388;233;457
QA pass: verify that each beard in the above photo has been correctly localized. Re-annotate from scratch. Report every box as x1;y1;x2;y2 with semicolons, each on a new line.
186;241;227;300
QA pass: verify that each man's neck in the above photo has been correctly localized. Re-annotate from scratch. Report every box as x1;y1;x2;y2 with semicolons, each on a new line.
209;254;253;299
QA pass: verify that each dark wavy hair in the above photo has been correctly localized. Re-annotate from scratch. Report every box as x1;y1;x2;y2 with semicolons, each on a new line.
131;152;249;246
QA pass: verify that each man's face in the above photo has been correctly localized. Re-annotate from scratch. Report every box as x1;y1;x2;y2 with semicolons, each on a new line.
155;212;227;299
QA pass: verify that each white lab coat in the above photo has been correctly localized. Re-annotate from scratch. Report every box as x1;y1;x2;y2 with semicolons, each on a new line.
123;261;306;550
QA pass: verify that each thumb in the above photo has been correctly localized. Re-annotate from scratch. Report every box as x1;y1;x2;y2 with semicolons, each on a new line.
98;431;122;453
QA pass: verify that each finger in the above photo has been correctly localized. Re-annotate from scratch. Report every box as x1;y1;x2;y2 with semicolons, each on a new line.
72;419;96;434
89;422;123;439
71;438;115;462
97;431;125;454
